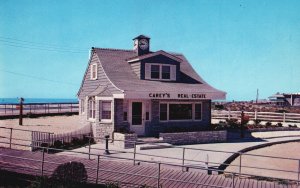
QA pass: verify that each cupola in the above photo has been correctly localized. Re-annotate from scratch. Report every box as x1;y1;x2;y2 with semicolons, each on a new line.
133;35;150;56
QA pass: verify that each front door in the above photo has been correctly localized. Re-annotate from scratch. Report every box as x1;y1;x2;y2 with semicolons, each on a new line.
130;101;145;135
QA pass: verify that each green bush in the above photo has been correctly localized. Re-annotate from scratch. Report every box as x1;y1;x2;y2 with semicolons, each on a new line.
53;140;63;149
51;161;87;187
265;122;272;127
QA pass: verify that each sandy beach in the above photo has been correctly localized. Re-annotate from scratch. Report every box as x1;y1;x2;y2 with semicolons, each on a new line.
0;115;82;150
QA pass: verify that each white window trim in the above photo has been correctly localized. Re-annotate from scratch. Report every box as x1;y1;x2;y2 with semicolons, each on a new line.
80;99;85;115
88;97;96;121
147;63;175;81
99;100;113;123
90;63;98;80
159;102;203;122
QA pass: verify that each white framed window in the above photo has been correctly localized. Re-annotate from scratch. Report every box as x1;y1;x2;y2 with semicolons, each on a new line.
159;102;202;121
80;99;85;114
145;63;176;81
88;97;96;119
101;101;112;120
151;65;160;79
90;63;97;80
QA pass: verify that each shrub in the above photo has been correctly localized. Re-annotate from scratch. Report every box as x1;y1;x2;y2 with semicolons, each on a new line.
105;181;120;188
51;161;87;187
71;137;81;146
277;122;283;127
226;119;239;129
265;122;272;127
254;119;261;126
53;140;63;149
40;142;48;148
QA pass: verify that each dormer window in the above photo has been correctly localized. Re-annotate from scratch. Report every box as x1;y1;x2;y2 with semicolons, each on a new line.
91;63;97;80
146;63;176;81
162;66;170;79
151;65;160;79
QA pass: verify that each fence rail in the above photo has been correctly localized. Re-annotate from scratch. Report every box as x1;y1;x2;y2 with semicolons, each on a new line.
0;102;79;117
212;110;300;123
0;138;299;187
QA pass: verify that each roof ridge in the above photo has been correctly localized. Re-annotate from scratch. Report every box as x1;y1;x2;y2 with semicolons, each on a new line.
93;47;134;52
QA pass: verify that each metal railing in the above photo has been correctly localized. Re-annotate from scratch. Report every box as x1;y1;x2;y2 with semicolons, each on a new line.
1;132;300;187
1;137;298;187
212;110;300;123
0;102;79;117
82;136;300;185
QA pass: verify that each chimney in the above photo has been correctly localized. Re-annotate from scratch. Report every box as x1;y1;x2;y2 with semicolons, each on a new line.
133;35;150;56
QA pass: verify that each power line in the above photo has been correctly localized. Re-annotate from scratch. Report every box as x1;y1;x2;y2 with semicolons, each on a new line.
0;36;90;53
0;69;79;87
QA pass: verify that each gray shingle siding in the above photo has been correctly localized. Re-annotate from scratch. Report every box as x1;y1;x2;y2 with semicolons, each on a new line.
78;52;122;99
130;62;141;79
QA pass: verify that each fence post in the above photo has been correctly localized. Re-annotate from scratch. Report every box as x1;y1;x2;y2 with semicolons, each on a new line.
88;137;91;159
205;154;211;175
283;112;286;123
228;110;231;120
297;160;300;185
254;110;257;120
239;153;242;177
232;173;235;188
11;104;13;115
9;128;13;149
104;135;110;155
47;133;51;153
157;162;161;188
41;148;45;176
133;142;136;165
182;148;185;172
96;155;100;184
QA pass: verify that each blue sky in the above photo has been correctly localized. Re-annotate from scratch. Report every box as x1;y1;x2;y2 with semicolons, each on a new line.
0;0;299;101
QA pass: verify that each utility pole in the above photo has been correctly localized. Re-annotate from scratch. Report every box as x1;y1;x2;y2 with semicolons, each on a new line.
256;89;259;103
19;97;24;125
240;110;245;138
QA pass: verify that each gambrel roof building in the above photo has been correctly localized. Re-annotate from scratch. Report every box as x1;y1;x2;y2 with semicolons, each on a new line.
78;35;226;138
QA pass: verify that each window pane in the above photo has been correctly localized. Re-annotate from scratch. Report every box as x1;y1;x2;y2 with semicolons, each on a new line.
81;99;84;113
162;66;170;79
102;101;111;119
162;67;170;79
160;103;167;121
92;100;95;118
195;104;202;120
169;104;192;120
151;65;160;79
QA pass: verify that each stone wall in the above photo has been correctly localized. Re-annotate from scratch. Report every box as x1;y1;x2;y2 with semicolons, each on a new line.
113;132;137;149
159;130;227;145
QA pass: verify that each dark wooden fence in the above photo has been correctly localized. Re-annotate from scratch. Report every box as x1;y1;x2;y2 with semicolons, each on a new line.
0;102;79;117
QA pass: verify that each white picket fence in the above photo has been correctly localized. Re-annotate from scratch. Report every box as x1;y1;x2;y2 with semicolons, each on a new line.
212;110;300;123
31;124;92;150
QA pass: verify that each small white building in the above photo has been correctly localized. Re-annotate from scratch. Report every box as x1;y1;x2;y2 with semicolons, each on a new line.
77;35;226;139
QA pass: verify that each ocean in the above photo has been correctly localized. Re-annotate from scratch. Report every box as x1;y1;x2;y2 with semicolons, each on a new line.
0;98;78;104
